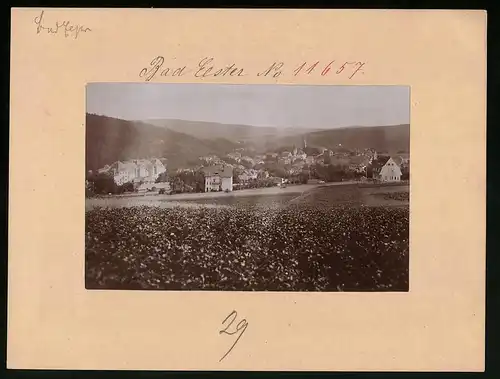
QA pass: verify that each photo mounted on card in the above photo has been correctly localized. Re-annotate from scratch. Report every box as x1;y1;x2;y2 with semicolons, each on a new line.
9;8;486;371
85;84;410;292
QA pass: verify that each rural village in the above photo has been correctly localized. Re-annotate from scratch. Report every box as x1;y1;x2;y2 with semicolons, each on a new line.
85;85;410;292
86;138;410;197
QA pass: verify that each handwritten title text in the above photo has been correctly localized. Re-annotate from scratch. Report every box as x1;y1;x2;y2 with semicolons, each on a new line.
140;56;366;82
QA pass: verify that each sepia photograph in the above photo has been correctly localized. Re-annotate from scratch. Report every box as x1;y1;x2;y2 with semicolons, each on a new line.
85;84;410;292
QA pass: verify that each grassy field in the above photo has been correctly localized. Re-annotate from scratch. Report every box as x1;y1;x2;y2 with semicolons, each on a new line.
85;183;409;291
291;184;409;207
176;193;300;208
179;183;410;208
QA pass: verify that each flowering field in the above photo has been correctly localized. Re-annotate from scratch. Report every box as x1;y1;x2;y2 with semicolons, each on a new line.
85;202;409;291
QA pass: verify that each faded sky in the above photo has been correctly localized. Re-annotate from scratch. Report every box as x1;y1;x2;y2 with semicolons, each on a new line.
86;83;410;129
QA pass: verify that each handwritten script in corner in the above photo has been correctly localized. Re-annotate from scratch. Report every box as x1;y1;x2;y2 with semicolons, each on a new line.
33;10;92;40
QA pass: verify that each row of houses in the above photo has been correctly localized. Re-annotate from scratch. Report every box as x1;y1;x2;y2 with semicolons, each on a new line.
200;156;407;193
95;150;409;194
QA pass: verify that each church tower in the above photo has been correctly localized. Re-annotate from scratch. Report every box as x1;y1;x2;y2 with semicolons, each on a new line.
303;137;307;149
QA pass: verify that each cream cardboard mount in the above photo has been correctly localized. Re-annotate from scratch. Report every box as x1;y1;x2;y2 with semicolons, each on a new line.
8;8;486;371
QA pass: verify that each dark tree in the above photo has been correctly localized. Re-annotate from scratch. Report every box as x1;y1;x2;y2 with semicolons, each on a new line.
155;172;170;183
120;182;134;193
91;172;117;194
299;169;310;184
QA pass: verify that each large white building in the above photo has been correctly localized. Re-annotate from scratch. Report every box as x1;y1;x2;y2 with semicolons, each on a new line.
98;158;167;186
202;165;233;192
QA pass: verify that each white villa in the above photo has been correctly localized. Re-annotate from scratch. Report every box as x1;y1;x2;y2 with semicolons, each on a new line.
202;165;233;192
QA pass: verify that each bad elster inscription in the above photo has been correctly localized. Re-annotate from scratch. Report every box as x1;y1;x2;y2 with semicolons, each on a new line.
139;56;366;81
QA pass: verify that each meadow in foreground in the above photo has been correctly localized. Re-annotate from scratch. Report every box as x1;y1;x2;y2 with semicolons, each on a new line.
85;203;409;291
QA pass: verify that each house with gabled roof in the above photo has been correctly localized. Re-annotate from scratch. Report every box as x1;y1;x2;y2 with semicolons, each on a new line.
202;164;233;192
367;153;402;182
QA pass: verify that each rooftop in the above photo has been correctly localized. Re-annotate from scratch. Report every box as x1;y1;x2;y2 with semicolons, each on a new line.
202;164;233;178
